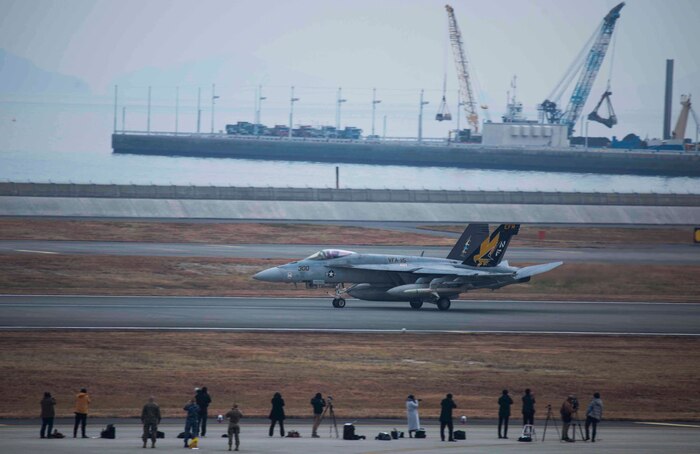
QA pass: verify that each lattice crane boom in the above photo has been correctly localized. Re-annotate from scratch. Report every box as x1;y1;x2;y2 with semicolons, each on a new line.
445;4;479;134
541;2;625;135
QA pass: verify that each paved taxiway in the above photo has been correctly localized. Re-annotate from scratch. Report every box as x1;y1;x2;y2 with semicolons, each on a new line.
1;420;699;454
1;296;698;335
2;240;699;264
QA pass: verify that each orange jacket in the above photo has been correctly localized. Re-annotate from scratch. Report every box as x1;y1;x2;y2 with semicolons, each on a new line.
75;392;91;414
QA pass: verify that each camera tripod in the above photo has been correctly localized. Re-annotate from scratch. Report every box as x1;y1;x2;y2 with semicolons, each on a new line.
569;411;586;442
541;404;560;442
320;398;339;438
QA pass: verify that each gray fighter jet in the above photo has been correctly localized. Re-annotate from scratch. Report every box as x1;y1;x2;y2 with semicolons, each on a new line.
253;224;562;310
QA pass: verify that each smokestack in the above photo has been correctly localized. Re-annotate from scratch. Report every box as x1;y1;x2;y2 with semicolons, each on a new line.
663;59;674;140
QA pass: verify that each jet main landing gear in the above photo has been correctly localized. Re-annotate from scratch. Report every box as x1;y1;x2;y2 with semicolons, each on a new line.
436;297;451;311
332;298;346;308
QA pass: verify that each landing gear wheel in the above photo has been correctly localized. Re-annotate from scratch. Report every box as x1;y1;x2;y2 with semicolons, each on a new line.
436;297;451;311
332;298;339;308
335;298;346;308
409;299;423;310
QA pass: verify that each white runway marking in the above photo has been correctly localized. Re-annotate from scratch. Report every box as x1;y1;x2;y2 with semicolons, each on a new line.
14;249;58;254
636;422;700;429
0;326;699;336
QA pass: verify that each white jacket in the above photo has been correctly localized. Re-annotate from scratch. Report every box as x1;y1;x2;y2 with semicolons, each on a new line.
406;399;420;431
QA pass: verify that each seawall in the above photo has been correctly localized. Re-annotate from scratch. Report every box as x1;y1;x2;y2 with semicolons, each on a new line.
1;183;698;225
111;133;700;177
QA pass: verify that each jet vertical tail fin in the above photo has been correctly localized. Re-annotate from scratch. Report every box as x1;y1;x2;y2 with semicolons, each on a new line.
462;224;520;267
446;224;489;261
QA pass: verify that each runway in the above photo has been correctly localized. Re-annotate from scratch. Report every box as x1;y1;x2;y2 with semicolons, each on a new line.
2;240;699;264
1;295;698;335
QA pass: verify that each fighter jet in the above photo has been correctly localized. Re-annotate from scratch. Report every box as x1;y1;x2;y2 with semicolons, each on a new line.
253;224;562;311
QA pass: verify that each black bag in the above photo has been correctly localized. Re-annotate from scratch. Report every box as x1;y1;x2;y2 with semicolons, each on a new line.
156;431;165;439
100;424;115;439
518;435;532;442
414;429;426;439
391;429;404;439
375;432;391;441
343;423;355;440
454;429;466;440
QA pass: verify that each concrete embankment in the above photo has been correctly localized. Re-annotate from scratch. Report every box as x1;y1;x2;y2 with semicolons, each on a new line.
112;133;700;177
1;183;698;224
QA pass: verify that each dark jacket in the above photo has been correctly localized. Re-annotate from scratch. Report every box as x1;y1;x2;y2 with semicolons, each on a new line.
195;390;211;410
310;396;326;415
269;395;285;421
522;393;536;415
439;397;457;423
498;394;513;416
141;402;161;424
184;402;200;421
40;396;56;418
560;400;574;423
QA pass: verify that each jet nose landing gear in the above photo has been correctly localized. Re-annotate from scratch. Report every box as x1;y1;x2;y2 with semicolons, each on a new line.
332;298;346;308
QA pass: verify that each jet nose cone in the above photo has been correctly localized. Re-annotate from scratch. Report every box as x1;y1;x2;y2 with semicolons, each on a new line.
253;267;283;282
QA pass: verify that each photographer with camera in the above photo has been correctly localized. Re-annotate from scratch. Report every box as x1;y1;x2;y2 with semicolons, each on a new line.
585;392;603;442
406;395;421;438
310;393;326;438
559;395;575;442
521;388;536;426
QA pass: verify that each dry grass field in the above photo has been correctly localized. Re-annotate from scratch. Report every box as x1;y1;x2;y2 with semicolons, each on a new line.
0;218;695;247
1;331;698;421
0;254;698;301
1;220;697;422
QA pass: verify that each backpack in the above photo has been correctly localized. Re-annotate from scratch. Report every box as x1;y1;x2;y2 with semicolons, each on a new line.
375;432;391;441
100;424;116;439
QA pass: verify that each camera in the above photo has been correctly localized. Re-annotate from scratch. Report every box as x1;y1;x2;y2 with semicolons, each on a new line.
571;398;579;411
327;395;333;401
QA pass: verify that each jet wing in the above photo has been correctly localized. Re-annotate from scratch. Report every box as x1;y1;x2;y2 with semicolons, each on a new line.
332;263;510;276
412;266;510;276
330;264;422;272
514;261;563;279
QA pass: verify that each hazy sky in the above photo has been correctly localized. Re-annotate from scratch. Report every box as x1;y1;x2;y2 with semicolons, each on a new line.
1;0;699;139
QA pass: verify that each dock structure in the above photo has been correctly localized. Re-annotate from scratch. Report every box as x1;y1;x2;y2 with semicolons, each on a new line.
111;132;700;177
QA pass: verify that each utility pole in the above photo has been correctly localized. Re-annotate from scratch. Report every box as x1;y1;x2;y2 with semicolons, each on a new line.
122;107;126;133
147;85;151;134
371;88;381;136
383;115;387;140
197;87;201;133
418;89;429;142
336;87;347;131
211;83;219;134
289;86;299;138
113;85;118;133
175;86;179;134
255;85;266;136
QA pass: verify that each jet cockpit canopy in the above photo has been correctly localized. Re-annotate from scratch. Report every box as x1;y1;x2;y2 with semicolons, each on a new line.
305;249;355;261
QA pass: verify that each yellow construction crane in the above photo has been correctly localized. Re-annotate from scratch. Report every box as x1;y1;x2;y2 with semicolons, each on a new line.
672;94;692;141
445;4;479;134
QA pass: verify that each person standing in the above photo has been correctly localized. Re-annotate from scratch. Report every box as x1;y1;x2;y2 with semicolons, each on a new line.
268;392;286;437
225;403;243;451
521;388;536;426
183;398;200;448
585;392;603;442
498;389;513;439
40;392;56;439
406;395;420;438
560;395;575;442
439;393;457;442
141;396;161;449
73;388;90;438
310;393;326;438
196;387;212;437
